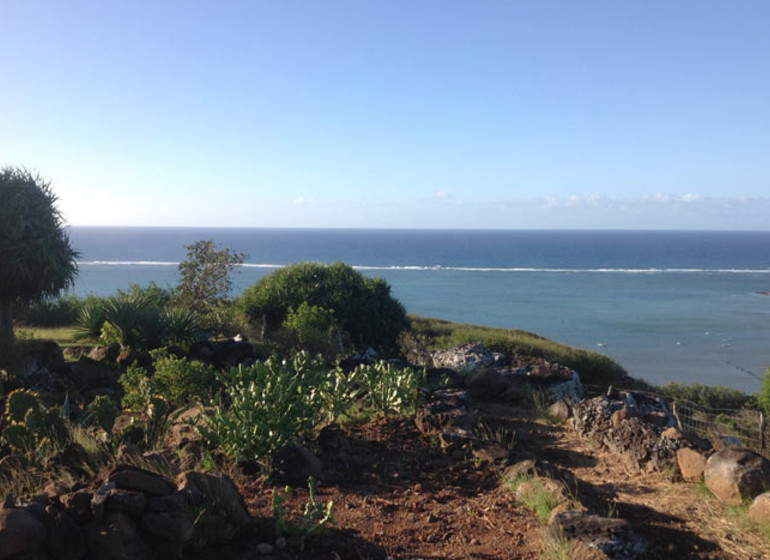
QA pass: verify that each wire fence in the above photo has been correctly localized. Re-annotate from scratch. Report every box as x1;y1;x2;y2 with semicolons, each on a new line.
582;384;768;457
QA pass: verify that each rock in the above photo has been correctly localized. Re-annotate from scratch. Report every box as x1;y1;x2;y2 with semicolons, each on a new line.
88;344;121;363
210;339;255;367
105;490;147;520
63;346;89;361
272;444;322;486
116;443;142;462
747;491;770;525
146;494;186;514
108;466;176;496
414;389;476;436
43;506;87;560
548;399;571;422
34;340;66;369
547;511;645;559
466;367;512;400
501;459;555;483
0;506;46;560
431;343;501;374
176;471;250;546
85;512;148;560
116;349;152;370
548;502;588;524
704;448;770;505
676;447;708;482
471;440;510;464
60;490;94;525
140;511;194;553
164;405;206;449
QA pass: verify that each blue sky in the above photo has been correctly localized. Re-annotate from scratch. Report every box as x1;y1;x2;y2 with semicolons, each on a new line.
1;1;768;229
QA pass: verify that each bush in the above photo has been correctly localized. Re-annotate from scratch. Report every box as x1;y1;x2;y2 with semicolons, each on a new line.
197;353;327;470
280;302;344;359
75;293;202;351
759;368;770;415
239;262;409;353
118;351;217;410
18;294;84;326
349;361;422;416
658;382;754;410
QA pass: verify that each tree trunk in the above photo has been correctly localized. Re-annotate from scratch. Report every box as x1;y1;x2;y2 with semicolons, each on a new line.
0;300;13;342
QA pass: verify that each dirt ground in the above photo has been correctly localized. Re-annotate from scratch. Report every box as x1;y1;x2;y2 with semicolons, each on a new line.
205;405;770;560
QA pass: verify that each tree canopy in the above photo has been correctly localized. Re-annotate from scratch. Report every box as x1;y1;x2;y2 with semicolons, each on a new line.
0;167;79;339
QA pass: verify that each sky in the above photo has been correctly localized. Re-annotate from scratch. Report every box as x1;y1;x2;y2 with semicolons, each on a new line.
1;1;769;229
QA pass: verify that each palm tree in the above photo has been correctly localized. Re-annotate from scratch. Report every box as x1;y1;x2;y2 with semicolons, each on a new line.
0;167;79;340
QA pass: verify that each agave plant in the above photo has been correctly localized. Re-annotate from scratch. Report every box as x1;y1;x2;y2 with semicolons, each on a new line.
73;299;108;341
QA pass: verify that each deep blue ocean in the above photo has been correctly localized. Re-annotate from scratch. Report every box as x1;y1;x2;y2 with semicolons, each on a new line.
67;227;770;394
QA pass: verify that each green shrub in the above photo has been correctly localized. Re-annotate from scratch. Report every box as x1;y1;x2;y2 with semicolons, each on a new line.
119;365;153;412
118;351;217;410
759;368;770;415
238;262;409;353
197;353;327;470
272;476;335;550
350;361;422;416
76;294;201;351
280;302;344;359
149;351;217;407
658;382;754;410
18;294;84;326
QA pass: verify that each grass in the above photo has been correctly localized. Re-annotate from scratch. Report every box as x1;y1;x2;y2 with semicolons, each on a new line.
14;325;80;347
504;473;571;524
410;315;629;387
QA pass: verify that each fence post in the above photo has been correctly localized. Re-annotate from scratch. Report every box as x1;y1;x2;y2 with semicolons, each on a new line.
760;411;765;455
672;401;684;432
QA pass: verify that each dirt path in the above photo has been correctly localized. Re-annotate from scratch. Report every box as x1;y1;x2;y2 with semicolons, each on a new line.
480;403;770;560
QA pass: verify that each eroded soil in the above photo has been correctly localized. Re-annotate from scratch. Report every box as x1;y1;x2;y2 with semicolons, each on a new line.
202;406;770;559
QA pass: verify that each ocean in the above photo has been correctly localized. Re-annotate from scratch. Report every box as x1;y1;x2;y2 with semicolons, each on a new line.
67;227;770;394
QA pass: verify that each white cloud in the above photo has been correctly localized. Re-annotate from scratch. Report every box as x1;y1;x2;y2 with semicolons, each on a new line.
293;195;307;205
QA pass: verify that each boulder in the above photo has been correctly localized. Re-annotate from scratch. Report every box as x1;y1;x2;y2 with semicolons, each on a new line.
116;349;152;370
60;490;94;525
0;506;46;560
548;399;571;422
88;345;121;363
272;444;322;486
466;367;512;400
704;448;770;505
139;511;194;555
547;511;645;559
42;506;87;560
108;466;176;497
85;512;148;560
747;491;770;525
164;405;206;449
176;471;250;546
414;389;476;436
676;447;708;482
105;490;147;520
430;343;502;373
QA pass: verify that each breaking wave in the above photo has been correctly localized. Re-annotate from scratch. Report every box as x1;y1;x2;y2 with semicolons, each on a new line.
77;261;770;274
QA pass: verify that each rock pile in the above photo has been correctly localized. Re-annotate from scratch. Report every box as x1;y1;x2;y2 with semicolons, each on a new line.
430;343;584;405
572;392;702;472
0;465;250;560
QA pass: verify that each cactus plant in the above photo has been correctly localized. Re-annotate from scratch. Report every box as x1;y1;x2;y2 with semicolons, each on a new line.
5;389;41;423
2;423;35;451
